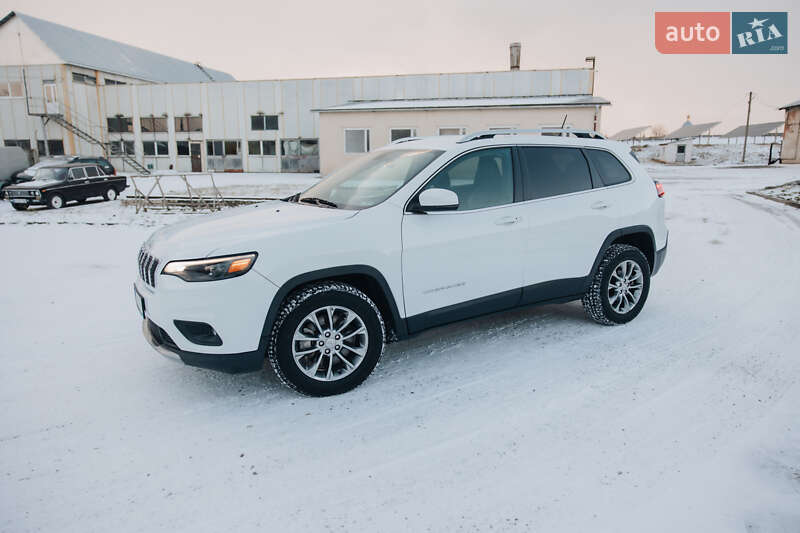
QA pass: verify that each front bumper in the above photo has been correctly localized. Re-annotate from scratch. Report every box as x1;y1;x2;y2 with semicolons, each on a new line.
134;266;278;373
142;318;263;373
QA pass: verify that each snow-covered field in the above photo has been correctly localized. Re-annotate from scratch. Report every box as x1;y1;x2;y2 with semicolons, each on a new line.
1;165;799;532
634;141;776;166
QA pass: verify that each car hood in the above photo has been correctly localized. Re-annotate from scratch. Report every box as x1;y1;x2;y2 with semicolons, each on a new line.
144;200;358;259
5;179;61;189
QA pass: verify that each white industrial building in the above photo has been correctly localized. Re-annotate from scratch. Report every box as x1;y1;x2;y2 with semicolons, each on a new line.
0;11;609;175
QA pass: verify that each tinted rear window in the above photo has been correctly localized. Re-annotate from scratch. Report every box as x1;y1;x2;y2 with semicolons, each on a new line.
519;147;592;200
85;166;99;177
585;149;632;186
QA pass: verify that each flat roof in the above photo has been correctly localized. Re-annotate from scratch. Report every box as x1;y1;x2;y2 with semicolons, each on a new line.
721;121;784;138
316;95;610;112
610;126;650;140
665;121;721;139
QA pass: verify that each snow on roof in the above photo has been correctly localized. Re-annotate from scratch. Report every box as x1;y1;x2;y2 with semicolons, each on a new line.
779;99;800;110
316;95;610;112
610;126;650;141
665;121;720;139
721;121;784;138
0;11;234;83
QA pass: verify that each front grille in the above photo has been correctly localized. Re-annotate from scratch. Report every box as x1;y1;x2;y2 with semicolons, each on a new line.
138;248;160;287
8;190;36;198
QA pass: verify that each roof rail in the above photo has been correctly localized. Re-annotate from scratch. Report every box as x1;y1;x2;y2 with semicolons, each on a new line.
458;128;606;143
391;136;423;144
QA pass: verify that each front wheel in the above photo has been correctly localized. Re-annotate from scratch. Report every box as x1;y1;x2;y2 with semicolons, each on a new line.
582;244;651;325
12;203;29;211
48;194;65;209
268;282;385;396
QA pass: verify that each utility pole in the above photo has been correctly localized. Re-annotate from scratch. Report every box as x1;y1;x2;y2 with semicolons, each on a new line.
742;91;752;163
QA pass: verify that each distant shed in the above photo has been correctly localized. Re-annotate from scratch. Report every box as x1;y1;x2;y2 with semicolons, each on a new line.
779;99;800;163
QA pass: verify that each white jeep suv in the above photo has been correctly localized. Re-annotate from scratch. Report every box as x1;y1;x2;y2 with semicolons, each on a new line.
135;130;668;396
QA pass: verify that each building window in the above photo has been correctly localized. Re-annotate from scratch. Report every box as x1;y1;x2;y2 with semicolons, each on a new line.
143;141;168;156
224;141;240;155
109;140;135;155
438;127;466;136
344;129;369;153
282;138;318;156
390;128;417;142
263;140;277;156
105;78;126;86
176;141;190;156
4;139;31;150
72;72;95;85
0;81;23;98
251;115;279;131
206;140;240;156
36;140;64;155
175;116;203;132
249;140;278;156
107;117;133;133
140;117;168;133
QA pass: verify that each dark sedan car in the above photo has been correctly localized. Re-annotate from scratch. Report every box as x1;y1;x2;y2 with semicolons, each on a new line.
4;163;127;210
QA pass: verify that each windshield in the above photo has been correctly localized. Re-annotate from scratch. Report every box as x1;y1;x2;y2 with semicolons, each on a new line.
298;149;443;210
33;167;68;182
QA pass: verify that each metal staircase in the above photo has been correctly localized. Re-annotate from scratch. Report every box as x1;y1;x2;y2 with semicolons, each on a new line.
27;97;150;175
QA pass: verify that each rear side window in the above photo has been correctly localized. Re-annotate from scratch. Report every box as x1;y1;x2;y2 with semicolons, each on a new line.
519;147;592;200
585;149;632;186
70;167;86;179
85;166;99;177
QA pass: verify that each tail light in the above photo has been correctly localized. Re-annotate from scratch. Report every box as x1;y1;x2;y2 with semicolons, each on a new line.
654;181;665;198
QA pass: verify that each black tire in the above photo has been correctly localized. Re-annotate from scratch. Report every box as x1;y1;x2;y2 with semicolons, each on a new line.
267;282;385;396
104;187;118;201
12;203;28;211
48;194;65;209
582;244;651;325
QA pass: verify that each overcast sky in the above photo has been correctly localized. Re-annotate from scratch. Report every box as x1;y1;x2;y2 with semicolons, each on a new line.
3;0;796;135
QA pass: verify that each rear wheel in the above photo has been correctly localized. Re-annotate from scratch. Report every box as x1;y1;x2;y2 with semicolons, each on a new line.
582;244;651;325
104;188;118;201
48;194;65;209
268;282;385;396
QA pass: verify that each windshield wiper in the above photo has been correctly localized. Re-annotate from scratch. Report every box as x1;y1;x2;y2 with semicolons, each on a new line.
298;197;338;209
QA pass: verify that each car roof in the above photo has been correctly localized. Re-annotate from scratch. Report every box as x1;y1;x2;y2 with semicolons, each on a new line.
43;162;102;169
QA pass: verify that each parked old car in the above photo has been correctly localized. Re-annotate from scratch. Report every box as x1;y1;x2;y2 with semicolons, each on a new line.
15;155;116;182
3;163;127;210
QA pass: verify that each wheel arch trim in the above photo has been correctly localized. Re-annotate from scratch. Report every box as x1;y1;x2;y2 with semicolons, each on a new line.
586;225;656;290
258;265;407;354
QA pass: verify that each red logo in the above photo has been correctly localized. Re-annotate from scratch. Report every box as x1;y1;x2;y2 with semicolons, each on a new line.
655;12;731;54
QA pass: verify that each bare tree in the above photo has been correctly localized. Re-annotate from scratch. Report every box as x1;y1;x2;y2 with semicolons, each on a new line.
650;124;666;138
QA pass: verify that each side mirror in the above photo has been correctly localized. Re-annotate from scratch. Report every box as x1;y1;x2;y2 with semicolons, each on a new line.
417;188;459;212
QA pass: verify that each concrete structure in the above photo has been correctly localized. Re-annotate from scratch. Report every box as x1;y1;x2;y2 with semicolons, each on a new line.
317;95;608;174
1;11;607;175
779;99;800;163
658;139;693;163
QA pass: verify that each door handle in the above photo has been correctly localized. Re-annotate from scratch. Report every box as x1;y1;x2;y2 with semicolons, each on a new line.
495;216;521;226
591;201;609;210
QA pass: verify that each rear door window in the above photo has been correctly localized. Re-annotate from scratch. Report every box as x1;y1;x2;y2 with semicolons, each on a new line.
85;166;99;177
70;167;87;180
585;149;632;186
519;146;592;200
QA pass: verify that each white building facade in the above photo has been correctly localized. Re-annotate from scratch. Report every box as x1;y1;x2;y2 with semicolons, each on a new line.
1;11;606;174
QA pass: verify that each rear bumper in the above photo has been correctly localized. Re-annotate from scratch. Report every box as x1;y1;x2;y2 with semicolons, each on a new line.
142;318;263;374
653;236;668;276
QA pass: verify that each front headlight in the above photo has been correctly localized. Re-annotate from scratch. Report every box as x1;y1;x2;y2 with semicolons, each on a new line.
162;253;257;282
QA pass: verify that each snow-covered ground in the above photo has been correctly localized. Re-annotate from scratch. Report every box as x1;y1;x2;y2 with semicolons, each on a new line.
634;142;776;166
1;165;799;532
